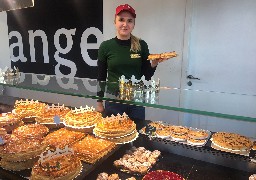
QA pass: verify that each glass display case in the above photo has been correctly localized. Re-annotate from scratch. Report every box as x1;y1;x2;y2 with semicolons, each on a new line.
0;73;256;179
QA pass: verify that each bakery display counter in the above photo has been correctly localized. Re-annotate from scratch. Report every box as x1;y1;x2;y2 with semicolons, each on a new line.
0;132;255;180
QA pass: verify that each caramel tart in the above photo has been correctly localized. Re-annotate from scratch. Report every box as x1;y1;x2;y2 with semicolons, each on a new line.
72;135;116;164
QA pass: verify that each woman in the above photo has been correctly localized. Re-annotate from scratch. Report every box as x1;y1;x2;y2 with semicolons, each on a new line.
96;4;166;121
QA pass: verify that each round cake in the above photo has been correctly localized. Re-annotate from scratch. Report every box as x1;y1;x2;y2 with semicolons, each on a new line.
0;135;47;162
14;99;46;118
31;152;82;180
64;106;102;128
36;104;70;124
94;113;138;144
211;132;252;151
12;124;49;139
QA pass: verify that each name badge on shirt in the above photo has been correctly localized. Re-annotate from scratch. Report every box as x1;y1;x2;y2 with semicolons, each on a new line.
130;54;141;59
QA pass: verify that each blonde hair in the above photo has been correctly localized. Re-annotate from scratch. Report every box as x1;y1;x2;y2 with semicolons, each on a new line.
130;34;141;53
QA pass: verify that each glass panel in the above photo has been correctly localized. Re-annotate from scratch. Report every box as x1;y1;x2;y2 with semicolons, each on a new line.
0;73;255;122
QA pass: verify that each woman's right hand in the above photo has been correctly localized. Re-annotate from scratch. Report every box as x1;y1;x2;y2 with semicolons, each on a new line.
96;101;105;113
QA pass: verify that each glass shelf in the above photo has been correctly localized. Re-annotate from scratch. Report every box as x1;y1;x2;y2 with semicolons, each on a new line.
0;73;255;122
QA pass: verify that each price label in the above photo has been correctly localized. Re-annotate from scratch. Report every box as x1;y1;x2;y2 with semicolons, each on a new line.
54;116;61;125
0;137;4;145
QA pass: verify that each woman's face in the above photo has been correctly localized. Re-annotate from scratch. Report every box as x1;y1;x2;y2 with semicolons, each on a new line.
114;11;135;40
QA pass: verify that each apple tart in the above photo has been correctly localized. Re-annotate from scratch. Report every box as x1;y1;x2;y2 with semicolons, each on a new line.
42;128;86;150
72;134;116;164
31;147;82;180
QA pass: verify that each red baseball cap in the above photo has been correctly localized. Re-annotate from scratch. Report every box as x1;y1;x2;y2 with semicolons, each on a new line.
115;4;136;18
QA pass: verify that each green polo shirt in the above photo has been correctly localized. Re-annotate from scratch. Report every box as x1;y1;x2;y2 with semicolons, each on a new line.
98;37;149;83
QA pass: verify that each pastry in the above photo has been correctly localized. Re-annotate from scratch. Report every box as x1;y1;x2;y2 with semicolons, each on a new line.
14;99;46;118
36;104;70;124
188;129;209;140
211;132;252;151
160;51;178;58
147;54;161;60
155;128;171;138
114;146;161;175
12;124;49;139
43;128;86;150
0;112;23;132
0;157;39;171
147;51;178;60
72;135;116;164
0;135;47;162
187;136;206;146
94;113;138;144
170;125;189;135
0;127;7;136
64;106;102;127
31;147;82;180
